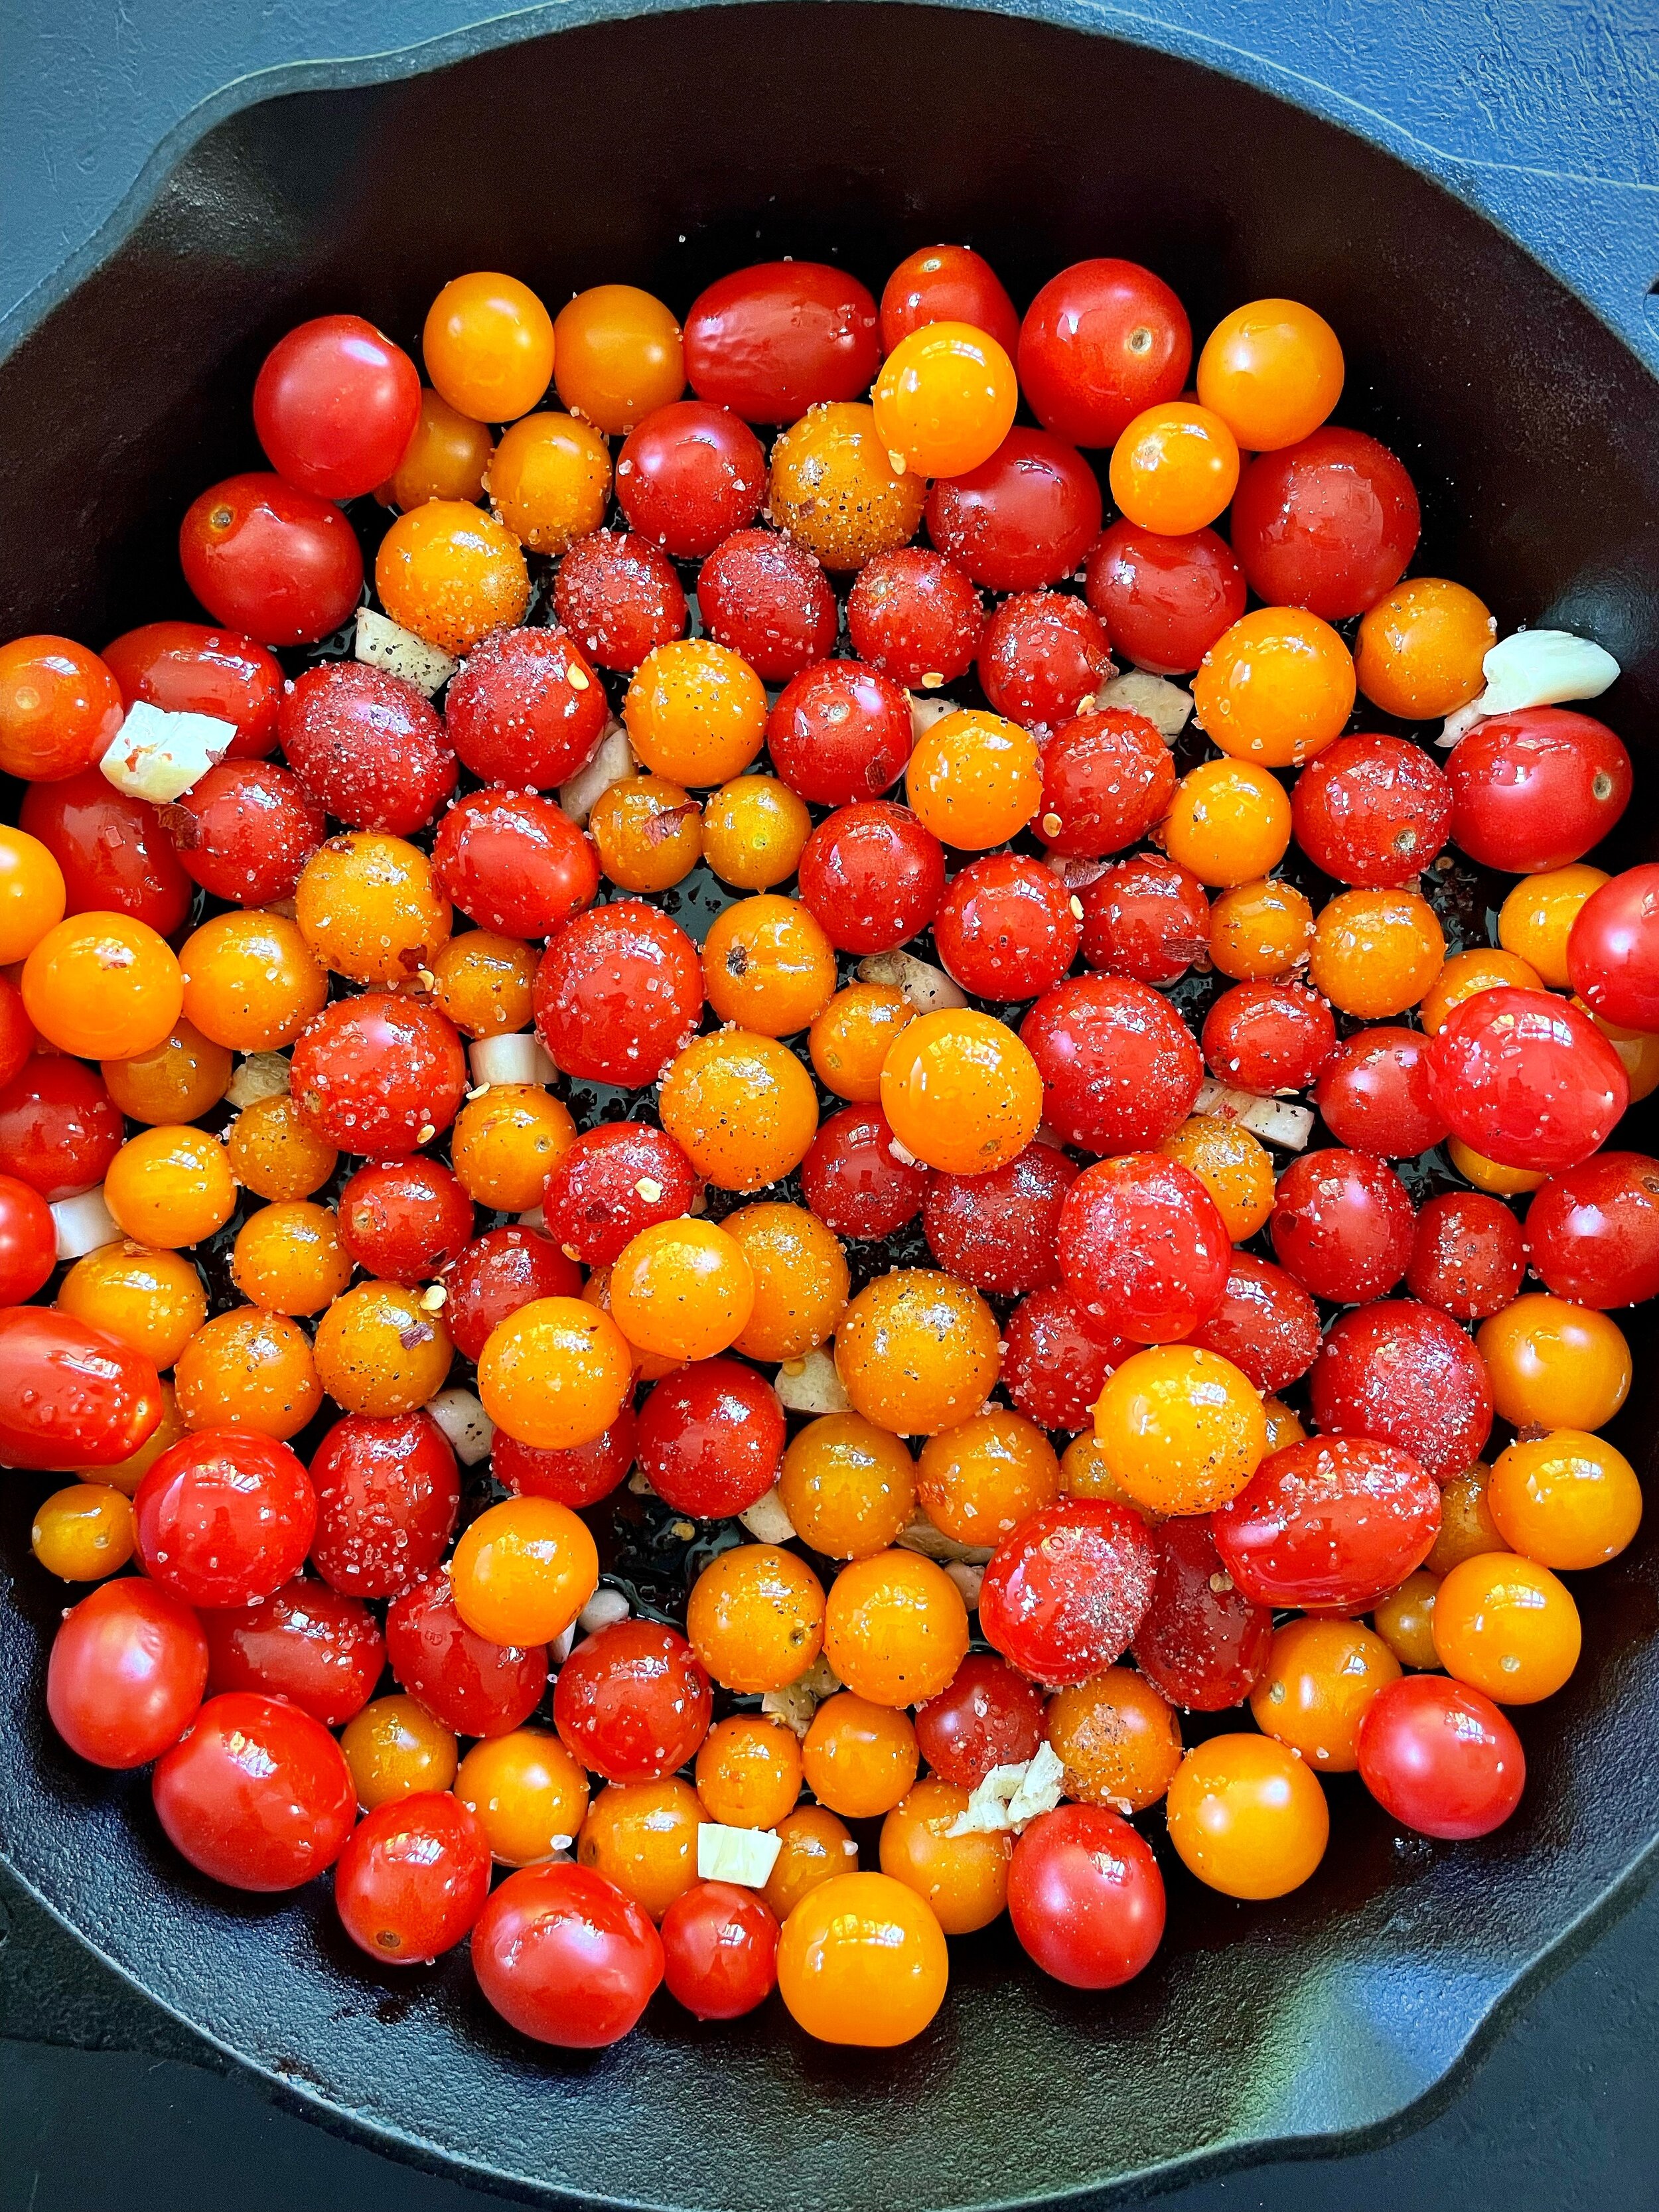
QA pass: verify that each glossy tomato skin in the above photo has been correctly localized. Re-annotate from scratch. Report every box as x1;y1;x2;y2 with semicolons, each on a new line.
201;1576;384;1728
337;1157;474;1284
661;1881;780;2020
494;1410;636;1509
135;1430;317;1609
1058;1151;1230;1345
925;427;1104;594
1270;1149;1415;1303
914;1653;1047;1787
1525;1152;1659;1309
1008;1805;1165;1988
307;1412;461;1598
290;992;467;1155
933;854;1081;1001
152;1690;355;1890
1000;1284;1128;1431
553;1619;712;1783
801;1106;928;1241
179;473;363;646
1201;982;1335;1095
1078;854;1210;986
385;1572;547;1737
431;788;599;938
922;1140;1076;1295
540;1124;702;1269
697;528;837;683
881;244;1020;357
1447;709;1632;875
444;627;610;790
163;759;326;906
0;1307;163;1471
979;1500;1159;1687
797;802;946;956
1427;987;1627;1174
533;901;703;1088
0;1172;57;1305
767;660;913;806
1023;975;1203;1156
1567;863;1659;1031
1039;709;1175;859
636;1359;786;1517
47;1578;209;1769
20;770;193;934
554;530;687;674
1229;429;1419;620
1406;1191;1527;1320
1357;1674;1525;1840
334;1791;492;1964
0;1057;123;1201
0;982;35;1096
1017;259;1191;447
977;592;1112;734
102;621;284;761
845;547;985;690
1291;733;1452;887
1313;1027;1449;1158
444;1226;584;1358
472;1861;664;2047
1131;1512;1273;1712
1309;1299;1493;1484
684;262;881;422
1189;1254;1321;1394
253;314;421;502
1212;1438;1441;1612
279;660;456;836
1084;521;1245;676
616;402;767;558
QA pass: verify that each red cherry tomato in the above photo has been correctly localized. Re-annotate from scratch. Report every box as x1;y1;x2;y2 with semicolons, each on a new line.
1357;1675;1525;1840
430;788;600;938
1524;1151;1659;1309
279;660;456;836
1229;429;1420;620
334;1791;492;1963
1008;1804;1165;1988
0;1307;163;1471
1427;986;1627;1173
202;1576;384;1727
102;621;284;761
1131;1512;1273;1712
845;547;985;690
1201;982;1335;1094
1270;1148;1415;1303
163;759;326;907
20;769;193;934
553;530;688;674
553;1618;712;1783
635;1359;786;1518
1291;734;1453;887
684;261;881;422
1448;709;1632;875
1567;862;1659;1031
1313;1027;1449;1158
0;1171;57;1305
977;592;1112;735
1001;1284;1129;1432
540;1124;702;1270
767;660;913;806
385;1571;548;1737
444;627;610;791
980;1500;1158;1687
923;1140;1076;1297
472;1861;664;2047
933;853;1081;1001
494;1410;637;1510
532;901;703;1088
1189;1253;1321;1394
661;1881;780;2021
1017;259;1191;447
0;1056;123;1201
1406;1191;1527;1320
616;401;768;558
179;472;363;646
1022;976;1203;1155
881;244;1020;358
338;1156;474;1284
290;992;468;1155
0;636;125;780
1078;853;1211;987
914;1652;1046;1787
1212;1437;1441;1612
253;314;421;502
796;801;947;956
1083;521;1245;677
697;528;837;683
800;1105;929;1241
444;1225;585;1357
1309;1297;1493;1483
47;1578;209;1769
1058;1151;1230;1345
1037;709;1176;861
307;1411;461;1599
925;427;1103;594
136;1430;317;1609
152;1690;356;1891
0;980;35;1096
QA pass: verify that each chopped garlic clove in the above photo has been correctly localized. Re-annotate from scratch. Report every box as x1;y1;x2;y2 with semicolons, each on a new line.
1194;1078;1314;1150
558;719;634;826
1439;627;1620;744
354;609;459;696
948;1740;1067;1836
226;1052;291;1108
1094;668;1193;740
100;699;236;804
908;692;962;742
760;1655;841;1737
549;1626;577;1666
469;1032;556;1088
856;950;968;1013
895;1516;993;1568
577;1587;630;1635
739;1486;798;1544
424;1387;495;1466
50;1187;120;1262
697;1823;784;1887
1006;1740;1067;1824
774;1347;851;1415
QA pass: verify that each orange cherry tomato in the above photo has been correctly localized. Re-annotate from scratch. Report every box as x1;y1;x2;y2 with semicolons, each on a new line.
1165;1733;1329;1899
776;1872;948;2046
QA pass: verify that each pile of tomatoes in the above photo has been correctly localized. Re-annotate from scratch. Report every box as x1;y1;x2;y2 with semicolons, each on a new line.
1;244;1654;2053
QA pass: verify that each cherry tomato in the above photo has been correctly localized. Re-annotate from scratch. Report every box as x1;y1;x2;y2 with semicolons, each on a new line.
46;1577;208;1769
333;1790;491;1964
1524;1151;1659;1308
20;769;192;933
290;992;467;1156
135;1430;315;1609
442;1227;581;1360
765;660;911;808
1023;975;1203;1156
0;1056;122;1200
1007;1804;1165;1988
1270;1149;1415;1304
776;1871;947;2047
163;759;324;906
1000;1283;1128;1432
152;1690;355;1891
1196;298;1344;449
922;1140;1076;1296
332;1156;470;1286
797;801;946;956
1083;520;1244;677
1200;980;1334;1094
202;1576;384;1727
684;261;880;421
881;244;1020;356
444;625;609;791
494;1410;636;1511
0;1171;56;1305
1131;1512;1273;1712
553;529;687;673
0;978;36;1093
1078;853;1210;986
1229;427;1419;619
912;1653;1046;1788
636;1359;785;1517
1017;258;1190;447
253;314;421;500
1312;1027;1449;1159
1447;709;1632;874
179;472;362;645
474;1860;664;2046
697;527;837;682
279;660;455;836
1427;986;1626;1174
1165;1733;1329;1899
532;900;702;1087
979;1500;1157;1687
0;635;125;781
1404;1190;1526;1319
1037;708;1175;859
1189;1253;1320;1394
1357;1674;1524;1839
103;619;284;760
423;270;553;421
845;546;985;690
1213;1437;1441;1611
539;1123;701;1272
1310;1298;1492;1483
386;1571;547;1737
1291;733;1452;887
1058;1151;1230;1344
553;1619;712;1784
660;1881;780;2021
925;427;1103;593
1567;861;1659;1032
615;401;767;558
430;788;599;938
0;1307;163;1471
800;1104;928;1242
307;1410;461;1598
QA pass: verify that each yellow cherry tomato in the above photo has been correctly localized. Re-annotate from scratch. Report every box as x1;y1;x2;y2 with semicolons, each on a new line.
429;930;537;1039
694;1714;804;1830
423;271;555;423
104;1125;235;1249
702;774;814;890
1354;576;1494;719
1477;1294;1630;1431
768;402;926;571
1372;1570;1442;1670
1497;865;1609;990
1165;1733;1330;1900
380;387;494;511
685;1542;826;1694
1046;1665;1184;1812
1208;877;1314;981
1160;1113;1275;1240
778;1412;917;1560
23;912;182;1060
872;321;1018;480
312;1280;453;1418
588;774;703;893
173;1305;323;1439
723;1201;850;1362
1309;887;1445;1019
32;1483;135;1580
824;1548;970;1707
230;1199;353;1315
341;1695;460;1811
226;1092;338;1202
1157;758;1291;887
879;1778;1011;1933
457;1729;591;1864
58;1245;207;1370
802;1694;920;1819
776;1871;948;2047
1432;1552;1581;1704
488;410;613;554
624;638;767;786
102;1019;233;1126
1196;299;1344;451
1418;945;1542;1035
553;284;684;434
880;1007;1043;1174
810;980;914;1102
294;832;451;988
1110;402;1240;534
607;1217;755;1362
835;1268;999;1438
477;1294;633;1450
764;1805;860;1921
1427;1461;1509;1575
1093;1344;1267;1514
451;1083;576;1213
1248;1615;1401;1770
451;1495;599;1647
179;910;327;1051
1486;1430;1642;1570
1194;607;1355;768
702;894;838;1036
905;707;1041;849
579;1777;705;1921
916;1409;1058;1544
658;1027;819;1191
0;824;66;964
375;500;531;655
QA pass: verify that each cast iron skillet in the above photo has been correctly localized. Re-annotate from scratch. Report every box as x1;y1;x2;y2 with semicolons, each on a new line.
3;5;1659;2205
